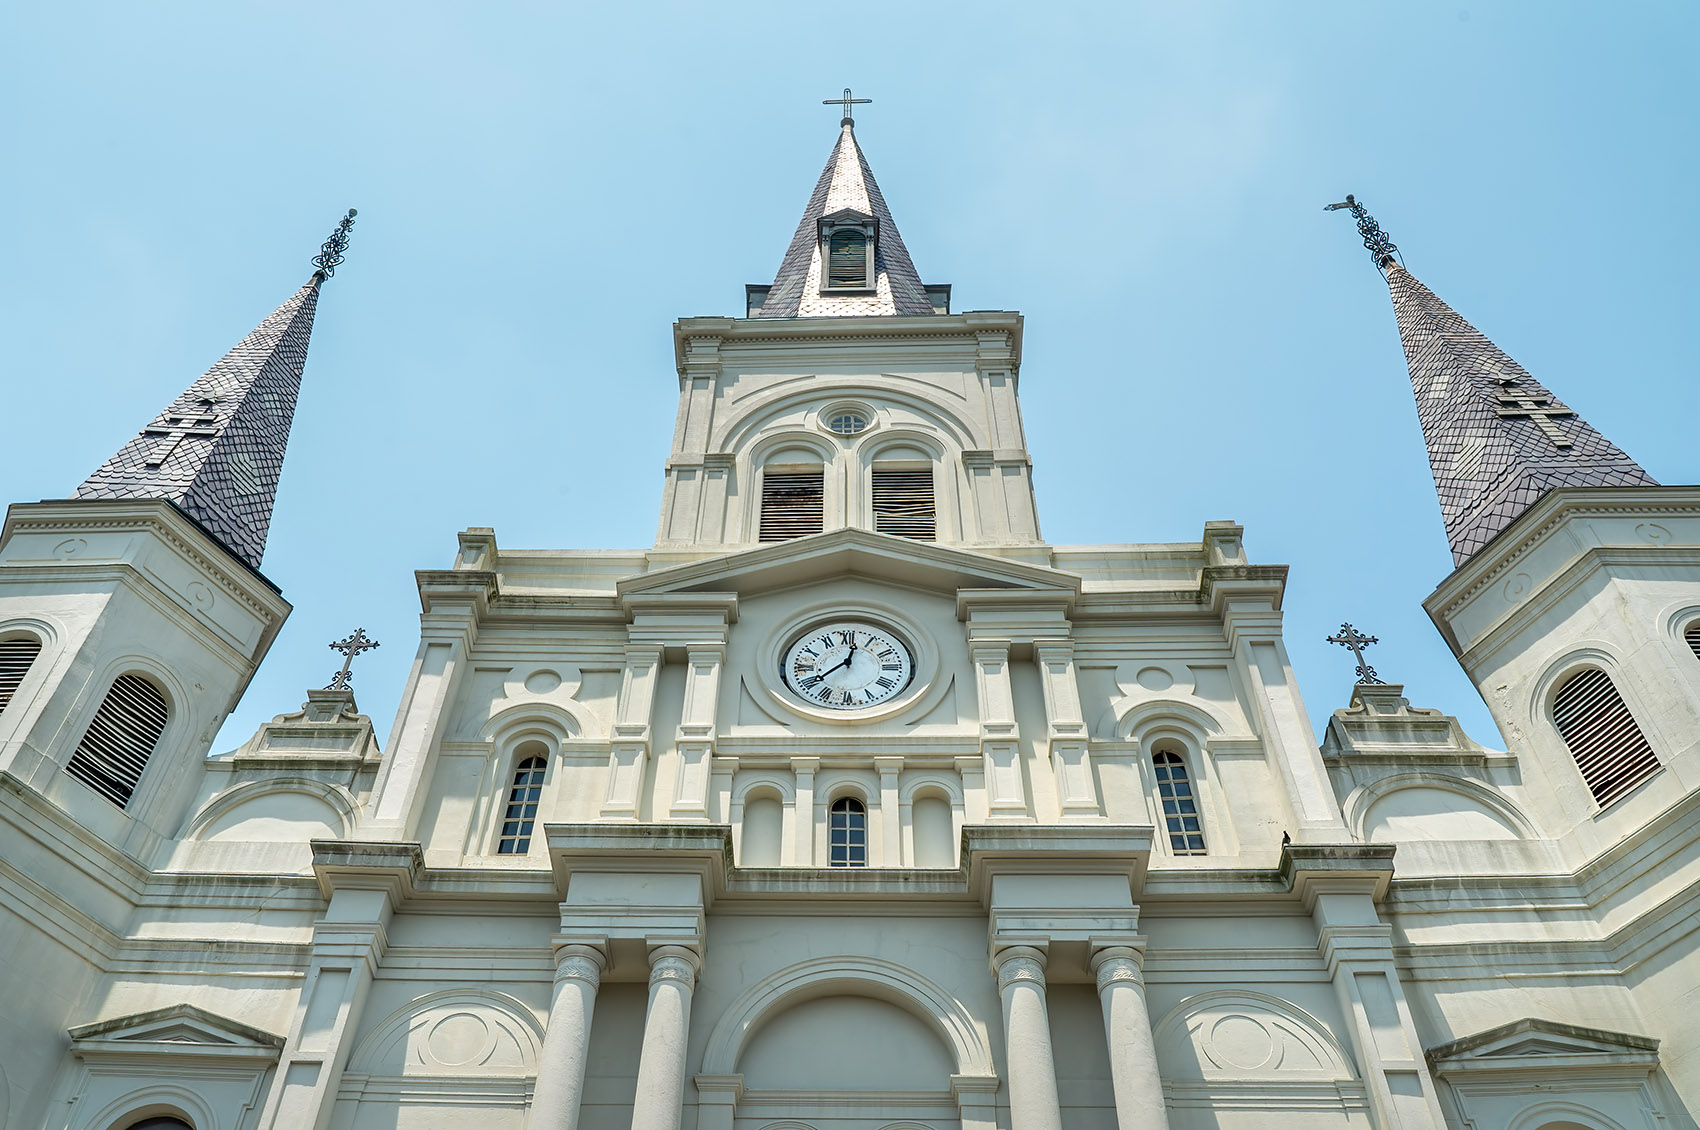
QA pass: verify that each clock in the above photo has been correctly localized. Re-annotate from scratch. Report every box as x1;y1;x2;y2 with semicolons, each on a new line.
782;622;914;710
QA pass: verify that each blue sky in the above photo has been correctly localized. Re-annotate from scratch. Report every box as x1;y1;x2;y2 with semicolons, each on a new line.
3;2;1696;754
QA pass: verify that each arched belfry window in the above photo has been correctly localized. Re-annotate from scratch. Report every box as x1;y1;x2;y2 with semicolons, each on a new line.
0;635;44;717
826;229;871;290
124;1118;195;1130
829;796;867;867
872;466;936;540
1153;750;1206;855
497;752;548;854
1552;668;1659;806
65;674;169;808
1685;620;1700;662
759;468;825;541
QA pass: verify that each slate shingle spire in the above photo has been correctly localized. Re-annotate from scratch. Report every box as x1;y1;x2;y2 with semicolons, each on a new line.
756;119;935;318
1335;197;1656;566
75;210;356;572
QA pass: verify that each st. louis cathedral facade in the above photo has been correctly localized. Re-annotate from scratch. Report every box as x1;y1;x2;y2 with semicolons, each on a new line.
2;109;1697;1130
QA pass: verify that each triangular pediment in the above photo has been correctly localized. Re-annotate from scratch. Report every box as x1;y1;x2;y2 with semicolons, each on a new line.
1428;1017;1658;1074
622;528;1080;604
821;206;875;224
69;1003;284;1051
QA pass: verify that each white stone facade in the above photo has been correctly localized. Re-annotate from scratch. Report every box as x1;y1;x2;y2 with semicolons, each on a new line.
4;237;1700;1130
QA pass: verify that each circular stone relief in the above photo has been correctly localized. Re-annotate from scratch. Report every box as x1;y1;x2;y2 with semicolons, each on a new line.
1209;1014;1276;1071
427;1011;494;1067
1502;572;1532;603
1136;666;1174;692
524;669;563;695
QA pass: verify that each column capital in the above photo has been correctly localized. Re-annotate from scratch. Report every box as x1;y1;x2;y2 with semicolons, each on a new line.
553;943;607;988
993;945;1048;990
1090;945;1147;991
648;944;702;986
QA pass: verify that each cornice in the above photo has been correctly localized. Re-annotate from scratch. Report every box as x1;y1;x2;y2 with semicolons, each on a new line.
1;500;290;624
1425;485;1700;632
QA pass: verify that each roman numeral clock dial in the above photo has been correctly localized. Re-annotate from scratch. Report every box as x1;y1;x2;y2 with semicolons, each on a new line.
782;622;914;710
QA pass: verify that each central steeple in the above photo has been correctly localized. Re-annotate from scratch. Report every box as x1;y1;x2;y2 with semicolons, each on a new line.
748;112;947;318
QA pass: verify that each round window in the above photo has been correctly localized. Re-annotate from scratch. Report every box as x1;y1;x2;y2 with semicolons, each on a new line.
827;412;869;435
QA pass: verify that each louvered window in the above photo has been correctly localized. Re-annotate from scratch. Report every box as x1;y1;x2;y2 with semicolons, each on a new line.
827;230;869;289
1154;751;1206;855
0;636;43;717
872;468;935;539
1686;621;1700;662
759;470;824;541
497;754;547;854
65;674;168;808
1552;668;1659;807
829;796;867;867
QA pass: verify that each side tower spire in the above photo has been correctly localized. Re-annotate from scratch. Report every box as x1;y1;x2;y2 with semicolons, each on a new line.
751;97;944;318
75;209;357;571
1330;196;1656;565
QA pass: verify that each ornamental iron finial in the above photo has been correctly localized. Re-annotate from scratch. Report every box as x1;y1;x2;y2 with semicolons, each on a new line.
327;627;380;690
1325;194;1400;270
311;209;358;281
823;88;872;125
1325;621;1384;685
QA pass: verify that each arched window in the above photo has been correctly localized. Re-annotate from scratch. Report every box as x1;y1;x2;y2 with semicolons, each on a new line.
1685;620;1700;662
124;1118;195;1130
0;635;44;717
1552;668;1659;806
871;466;936;540
497;753;548;854
827;229;869;289
829;796;867;867
760;468;825;541
1153;751;1206;855
65;673;168;808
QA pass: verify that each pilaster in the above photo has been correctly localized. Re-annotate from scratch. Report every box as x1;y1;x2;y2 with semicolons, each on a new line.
671;643;724;822
1035;638;1102;821
603;643;662;821
256;842;420;1130
1286;844;1446;1130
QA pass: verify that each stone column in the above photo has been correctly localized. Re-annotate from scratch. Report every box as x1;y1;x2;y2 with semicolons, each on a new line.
526;944;606;1130
629;946;702;1130
994;946;1063;1130
1091;947;1170;1130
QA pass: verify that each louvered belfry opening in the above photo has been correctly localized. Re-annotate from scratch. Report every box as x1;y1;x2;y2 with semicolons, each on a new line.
759;470;825;541
0;637;43;716
65;673;169;807
1551;668;1659;807
827;229;869;289
872;467;935;539
1686;622;1700;662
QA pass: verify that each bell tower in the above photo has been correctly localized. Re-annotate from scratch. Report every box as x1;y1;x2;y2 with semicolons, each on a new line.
657;105;1042;555
0;212;354;857
1335;196;1700;847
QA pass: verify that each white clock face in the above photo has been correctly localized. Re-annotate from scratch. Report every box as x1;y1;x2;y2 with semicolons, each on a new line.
782;622;914;710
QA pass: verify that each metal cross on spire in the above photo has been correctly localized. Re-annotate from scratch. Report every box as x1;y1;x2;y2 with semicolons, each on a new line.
312;209;358;282
1325;194;1400;270
1326;622;1385;685
326;627;380;691
824;88;872;125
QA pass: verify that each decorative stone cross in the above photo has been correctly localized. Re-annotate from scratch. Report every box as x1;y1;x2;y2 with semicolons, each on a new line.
327;627;380;691
824;88;871;123
1495;383;1575;449
142;400;221;467
1326;622;1384;685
